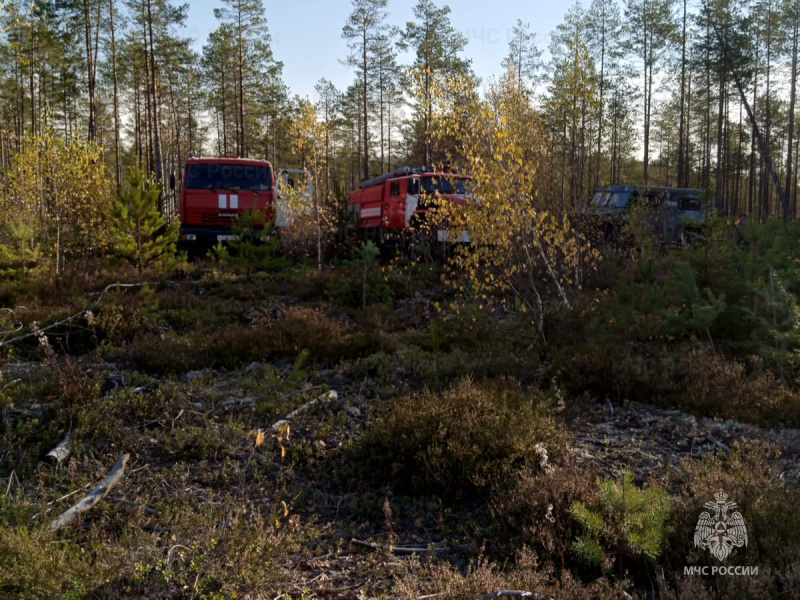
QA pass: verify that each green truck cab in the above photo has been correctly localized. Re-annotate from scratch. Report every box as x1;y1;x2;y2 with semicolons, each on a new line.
585;185;713;245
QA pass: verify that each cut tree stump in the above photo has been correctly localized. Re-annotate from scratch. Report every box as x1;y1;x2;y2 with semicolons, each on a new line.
45;431;74;463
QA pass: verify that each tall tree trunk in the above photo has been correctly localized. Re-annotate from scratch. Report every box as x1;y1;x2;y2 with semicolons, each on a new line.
221;62;229;155
29;21;37;138
109;0;122;187
83;0;97;141
379;67;385;173
424;47;431;167
237;10;246;156
716;73;725;214
146;0;164;188
677;0;688;187
785;17;798;220
732;98;743;215
596;6;606;188
643;21;651;184
763;1;774;220
362;31;369;180
749;32;759;216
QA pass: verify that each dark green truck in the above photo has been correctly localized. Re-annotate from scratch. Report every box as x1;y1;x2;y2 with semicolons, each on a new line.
585;185;713;245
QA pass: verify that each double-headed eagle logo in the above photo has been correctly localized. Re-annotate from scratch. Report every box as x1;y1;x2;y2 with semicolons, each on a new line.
694;490;748;561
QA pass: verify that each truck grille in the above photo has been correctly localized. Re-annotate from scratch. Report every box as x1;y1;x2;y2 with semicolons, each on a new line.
201;213;237;225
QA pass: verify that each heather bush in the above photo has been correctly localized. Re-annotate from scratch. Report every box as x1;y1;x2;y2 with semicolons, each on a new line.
392;550;639;600
489;462;596;571
605;340;800;426
131;306;396;373
664;439;800;600
359;378;565;500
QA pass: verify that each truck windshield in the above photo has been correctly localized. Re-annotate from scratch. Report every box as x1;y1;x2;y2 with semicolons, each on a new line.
185;163;272;191
421;176;468;195
591;191;632;208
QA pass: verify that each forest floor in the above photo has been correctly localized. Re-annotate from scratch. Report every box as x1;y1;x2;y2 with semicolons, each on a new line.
0;263;798;600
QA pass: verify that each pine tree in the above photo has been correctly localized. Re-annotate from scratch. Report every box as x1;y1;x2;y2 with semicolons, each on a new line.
342;0;390;181
624;0;678;184
212;0;283;157
502;19;543;94
546;4;600;216
400;0;471;166
110;167;178;271
224;209;281;281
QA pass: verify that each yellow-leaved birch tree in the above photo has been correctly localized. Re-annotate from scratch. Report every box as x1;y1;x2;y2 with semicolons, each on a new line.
431;68;596;344
0;125;114;275
284;100;335;267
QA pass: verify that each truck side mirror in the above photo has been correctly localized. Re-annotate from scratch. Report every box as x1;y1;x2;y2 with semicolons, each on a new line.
169;173;176;191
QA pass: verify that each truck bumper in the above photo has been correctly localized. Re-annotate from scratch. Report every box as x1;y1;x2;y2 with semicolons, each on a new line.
179;225;241;246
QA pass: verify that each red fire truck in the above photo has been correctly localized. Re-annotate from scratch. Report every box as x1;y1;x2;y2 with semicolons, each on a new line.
177;157;276;255
347;166;471;242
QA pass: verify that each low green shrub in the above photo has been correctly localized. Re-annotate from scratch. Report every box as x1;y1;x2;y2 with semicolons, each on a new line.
0;526;111;599
131;306;397;374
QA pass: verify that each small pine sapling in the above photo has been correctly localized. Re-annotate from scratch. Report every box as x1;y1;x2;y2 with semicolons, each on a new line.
0;219;42;277
355;240;381;307
570;467;672;576
224;208;282;281
110;167;178;272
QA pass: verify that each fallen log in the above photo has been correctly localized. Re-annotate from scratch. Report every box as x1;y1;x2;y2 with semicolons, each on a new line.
50;454;130;531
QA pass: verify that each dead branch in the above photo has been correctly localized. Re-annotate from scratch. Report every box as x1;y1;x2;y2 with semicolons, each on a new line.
350;538;469;555
5;470;19;496
47;485;91;507
272;390;338;431
221;397;256;409
45;431;74;463
708;435;731;455
50;454;130;531
317;576;372;595
0;282;157;350
783;466;800;486
656;565;667;599
482;593;534;600
132;380;159;395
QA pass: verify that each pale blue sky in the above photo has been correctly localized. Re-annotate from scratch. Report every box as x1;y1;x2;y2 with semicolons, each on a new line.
183;0;567;100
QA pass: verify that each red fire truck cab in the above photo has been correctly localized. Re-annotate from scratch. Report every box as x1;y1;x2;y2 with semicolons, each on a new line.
178;157;276;255
347;166;471;242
